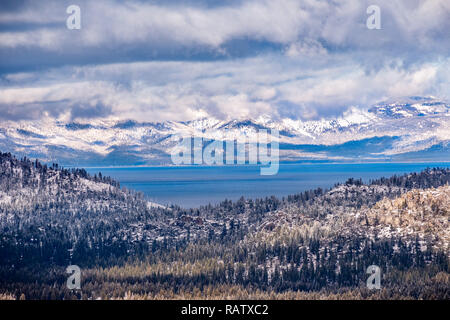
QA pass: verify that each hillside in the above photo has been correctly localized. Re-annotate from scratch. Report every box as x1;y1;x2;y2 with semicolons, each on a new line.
0;152;449;299
364;186;449;250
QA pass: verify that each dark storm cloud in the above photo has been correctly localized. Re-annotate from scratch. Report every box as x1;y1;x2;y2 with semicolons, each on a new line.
0;98;112;121
0;100;68;121
69;101;113;120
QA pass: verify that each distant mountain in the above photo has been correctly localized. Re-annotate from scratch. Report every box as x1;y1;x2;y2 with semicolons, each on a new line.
0;96;448;166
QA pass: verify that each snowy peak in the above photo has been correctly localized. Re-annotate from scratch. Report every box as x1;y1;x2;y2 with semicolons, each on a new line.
369;96;450;119
0;97;448;165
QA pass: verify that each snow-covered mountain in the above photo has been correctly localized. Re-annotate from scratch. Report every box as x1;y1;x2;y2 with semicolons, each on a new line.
0;96;448;166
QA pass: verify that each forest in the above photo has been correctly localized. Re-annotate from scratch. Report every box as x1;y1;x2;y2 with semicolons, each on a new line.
0;151;448;299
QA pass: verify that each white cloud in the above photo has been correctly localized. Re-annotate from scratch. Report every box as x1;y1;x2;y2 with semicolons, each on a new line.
1;0;449;56
0;0;449;122
1;55;448;122
285;39;327;57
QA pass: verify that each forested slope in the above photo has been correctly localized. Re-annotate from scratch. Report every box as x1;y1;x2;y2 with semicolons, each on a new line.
0;151;448;299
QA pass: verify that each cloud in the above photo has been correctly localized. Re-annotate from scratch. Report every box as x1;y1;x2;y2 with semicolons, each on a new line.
285;39;327;58
69;101;113;120
0;0;449;122
1;1;449;69
0;56;448;122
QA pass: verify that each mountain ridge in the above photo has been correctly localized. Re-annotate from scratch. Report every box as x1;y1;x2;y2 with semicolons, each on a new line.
0;96;448;166
0;151;448;299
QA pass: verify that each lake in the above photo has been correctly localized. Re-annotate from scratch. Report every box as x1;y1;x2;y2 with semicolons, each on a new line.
85;162;450;208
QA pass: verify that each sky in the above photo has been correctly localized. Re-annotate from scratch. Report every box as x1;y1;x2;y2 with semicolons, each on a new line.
0;0;449;123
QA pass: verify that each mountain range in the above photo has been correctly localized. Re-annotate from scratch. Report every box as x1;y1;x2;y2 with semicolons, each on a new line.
0;96;448;166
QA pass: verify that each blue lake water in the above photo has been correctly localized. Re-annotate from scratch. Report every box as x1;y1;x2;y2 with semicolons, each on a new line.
85;162;450;208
